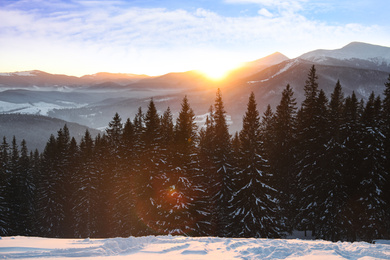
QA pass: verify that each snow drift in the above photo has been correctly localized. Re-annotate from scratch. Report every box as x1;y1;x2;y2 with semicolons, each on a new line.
0;236;389;259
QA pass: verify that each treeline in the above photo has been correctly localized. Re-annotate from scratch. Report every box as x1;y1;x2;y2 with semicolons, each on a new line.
0;66;389;242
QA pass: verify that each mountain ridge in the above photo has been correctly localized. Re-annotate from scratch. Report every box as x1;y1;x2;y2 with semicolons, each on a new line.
1;41;390;133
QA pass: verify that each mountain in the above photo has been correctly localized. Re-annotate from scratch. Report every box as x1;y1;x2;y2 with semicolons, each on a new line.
0;41;389;133
0;70;150;89
0;114;100;152
299;42;390;71
225;52;290;81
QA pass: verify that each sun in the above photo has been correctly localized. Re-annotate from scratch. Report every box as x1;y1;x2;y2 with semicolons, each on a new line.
198;62;242;81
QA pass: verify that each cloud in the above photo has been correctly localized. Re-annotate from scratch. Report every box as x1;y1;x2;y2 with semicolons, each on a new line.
258;8;273;17
224;0;306;14
0;0;389;76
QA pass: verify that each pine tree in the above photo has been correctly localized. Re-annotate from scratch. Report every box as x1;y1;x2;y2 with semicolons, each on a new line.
15;140;35;235
166;96;199;235
105;113;123;236
93;133;111;237
356;92;387;240
383;74;390;237
211;89;233;237
196;106;217;235
29;149;40;236
272;84;297;233
315;81;351;241
230;92;280;238
134;99;163;234
8;136;21;235
0;137;10;235
56;125;75;237
342;92;362;241
36;134;65;237
114;118;140;236
73;130;98;237
296;66;328;237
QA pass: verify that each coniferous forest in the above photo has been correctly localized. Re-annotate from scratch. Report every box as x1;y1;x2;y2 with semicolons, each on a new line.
1;66;390;242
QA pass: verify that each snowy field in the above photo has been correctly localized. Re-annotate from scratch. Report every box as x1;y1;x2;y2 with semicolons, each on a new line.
1;236;389;259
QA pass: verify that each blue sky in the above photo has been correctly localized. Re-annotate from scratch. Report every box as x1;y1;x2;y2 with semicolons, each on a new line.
1;0;389;77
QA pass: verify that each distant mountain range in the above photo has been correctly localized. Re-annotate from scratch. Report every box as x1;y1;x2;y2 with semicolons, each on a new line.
1;41;390;150
0;114;100;152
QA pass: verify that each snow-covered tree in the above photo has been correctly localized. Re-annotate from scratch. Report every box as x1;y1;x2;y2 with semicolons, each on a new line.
0;137;10;236
272;84;297;233
230;92;280;238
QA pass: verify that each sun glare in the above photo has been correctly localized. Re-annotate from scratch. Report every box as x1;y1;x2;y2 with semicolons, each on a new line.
198;62;242;81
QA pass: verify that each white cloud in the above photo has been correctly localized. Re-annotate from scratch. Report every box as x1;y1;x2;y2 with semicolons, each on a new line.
258;8;273;17
0;1;389;76
224;0;306;14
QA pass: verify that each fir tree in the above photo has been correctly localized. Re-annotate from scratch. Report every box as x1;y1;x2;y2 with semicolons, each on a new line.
135;99;163;234
356;93;387;240
342;92;362;241
73;130;99;238
168;96;199;235
272;84;297;233
230;92;280;238
8;136;21;235
211;89;233;237
105;113;123;236
16;140;35;235
383;74;390;237
36;134;65;237
196;106;217;236
315;81;350;241
296;66;328;237
0;137;10;235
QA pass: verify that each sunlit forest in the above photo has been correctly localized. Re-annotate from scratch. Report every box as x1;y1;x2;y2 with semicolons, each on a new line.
1;66;390;242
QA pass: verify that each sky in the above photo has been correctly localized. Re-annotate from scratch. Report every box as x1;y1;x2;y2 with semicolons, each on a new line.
1;0;390;77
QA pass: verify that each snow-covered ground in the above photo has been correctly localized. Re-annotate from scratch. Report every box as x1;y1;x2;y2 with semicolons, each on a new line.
0;236;389;259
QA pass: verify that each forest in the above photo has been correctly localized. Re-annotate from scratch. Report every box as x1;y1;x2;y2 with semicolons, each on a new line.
0;66;389;242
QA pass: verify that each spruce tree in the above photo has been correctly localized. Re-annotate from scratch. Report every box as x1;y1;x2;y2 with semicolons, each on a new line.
105;113;123;236
93;133;111;237
16;140;35;235
134;99;163;234
342;92;362;241
383;75;390;237
73;130;99;238
357;93;387;240
197;106;217;235
169;96;199;235
272;84;297;233
230;92;280;238
56;125;74;237
211;89;233;237
0;137;10;235
296;65;327;237
36;134;58;236
8;136;21;235
315;81;351;241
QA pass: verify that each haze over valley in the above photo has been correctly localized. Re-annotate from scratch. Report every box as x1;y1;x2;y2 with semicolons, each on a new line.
1;42;390;151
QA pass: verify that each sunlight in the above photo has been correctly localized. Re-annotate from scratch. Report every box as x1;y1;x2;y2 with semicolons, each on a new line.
198;61;242;81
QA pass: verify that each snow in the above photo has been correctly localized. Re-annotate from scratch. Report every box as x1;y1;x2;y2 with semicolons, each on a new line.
0;236;389;259
0;101;87;115
0;71;37;77
299;42;390;65
246;59;300;85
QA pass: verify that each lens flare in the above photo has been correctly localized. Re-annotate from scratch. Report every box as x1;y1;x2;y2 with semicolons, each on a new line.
133;171;198;235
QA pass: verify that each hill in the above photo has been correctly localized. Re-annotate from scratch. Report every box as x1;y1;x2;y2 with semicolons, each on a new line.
0;114;101;152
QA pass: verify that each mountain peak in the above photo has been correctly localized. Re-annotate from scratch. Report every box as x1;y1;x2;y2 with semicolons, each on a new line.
246;52;289;67
299;41;390;65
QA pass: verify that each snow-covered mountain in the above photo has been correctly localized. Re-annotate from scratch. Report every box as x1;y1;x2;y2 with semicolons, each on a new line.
1;41;389;135
299;42;390;71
